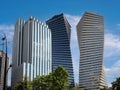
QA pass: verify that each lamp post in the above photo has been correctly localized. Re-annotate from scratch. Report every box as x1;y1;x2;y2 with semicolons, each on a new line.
7;64;12;73
1;33;7;90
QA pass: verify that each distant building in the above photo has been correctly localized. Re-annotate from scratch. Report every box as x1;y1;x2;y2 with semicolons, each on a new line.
46;13;74;86
77;12;107;90
12;17;52;87
0;51;9;90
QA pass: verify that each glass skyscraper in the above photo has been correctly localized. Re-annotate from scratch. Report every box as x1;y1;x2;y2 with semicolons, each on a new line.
77;12;107;90
12;17;52;87
46;13;74;86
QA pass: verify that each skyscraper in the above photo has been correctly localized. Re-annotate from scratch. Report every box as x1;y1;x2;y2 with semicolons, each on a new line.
0;51;9;90
46;13;74;86
77;12;107;90
12;17;52;87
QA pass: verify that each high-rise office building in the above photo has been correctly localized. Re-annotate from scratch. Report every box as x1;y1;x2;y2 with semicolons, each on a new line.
0;51;9;90
46;13;74;86
12;17;52;87
77;12;107;90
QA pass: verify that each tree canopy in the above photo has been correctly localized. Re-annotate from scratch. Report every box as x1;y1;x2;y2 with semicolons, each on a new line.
52;66;69;90
12;66;69;90
112;77;120;90
12;77;32;90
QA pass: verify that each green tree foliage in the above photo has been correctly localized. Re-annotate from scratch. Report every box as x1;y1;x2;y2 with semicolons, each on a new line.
12;77;32;90
112;77;120;90
32;66;69;90
100;87;111;90
32;73;53;90
71;87;77;90
52;66;69;90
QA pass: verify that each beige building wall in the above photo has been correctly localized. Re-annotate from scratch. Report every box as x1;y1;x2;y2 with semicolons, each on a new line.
0;51;9;90
77;12;107;90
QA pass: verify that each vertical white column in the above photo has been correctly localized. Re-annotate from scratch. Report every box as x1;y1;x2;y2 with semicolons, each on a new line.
50;30;52;72
31;21;34;80
27;21;30;78
34;21;36;78
42;24;44;75
39;23;41;75
46;28;48;74
40;24;43;76
44;27;47;75
23;63;26;80
37;22;39;76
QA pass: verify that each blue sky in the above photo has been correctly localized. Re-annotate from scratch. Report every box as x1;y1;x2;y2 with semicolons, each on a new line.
0;0;120;87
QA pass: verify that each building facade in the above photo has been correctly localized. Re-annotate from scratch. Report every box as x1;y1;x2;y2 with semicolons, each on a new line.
12;17;52;87
0;51;9;90
46;14;74;86
77;12;107;90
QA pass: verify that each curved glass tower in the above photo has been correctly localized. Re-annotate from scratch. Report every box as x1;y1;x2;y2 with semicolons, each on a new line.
12;17;52;87
77;12;107;90
46;13;74;86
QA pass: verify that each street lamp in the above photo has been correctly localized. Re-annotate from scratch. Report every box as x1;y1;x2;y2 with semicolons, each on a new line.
0;33;8;90
7;64;12;73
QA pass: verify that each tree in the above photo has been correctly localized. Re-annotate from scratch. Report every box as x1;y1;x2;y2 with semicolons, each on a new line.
52;66;69;90
32;75;46;90
100;87;112;90
12;77;32;90
112;77;120;90
71;87;78;90
32;66;69;90
32;74;53;90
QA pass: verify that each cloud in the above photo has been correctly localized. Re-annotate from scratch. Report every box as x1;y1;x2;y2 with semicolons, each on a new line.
65;14;81;26
0;24;14;42
65;14;81;42
104;33;120;87
105;33;120;49
105;60;120;87
104;33;120;58
0;25;14;31
105;60;120;75
117;24;120;27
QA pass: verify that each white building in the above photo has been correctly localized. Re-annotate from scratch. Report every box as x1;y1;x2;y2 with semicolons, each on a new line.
12;17;52;87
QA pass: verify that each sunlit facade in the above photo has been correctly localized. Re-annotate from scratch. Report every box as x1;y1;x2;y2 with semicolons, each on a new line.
77;12;107;90
12;17;52;87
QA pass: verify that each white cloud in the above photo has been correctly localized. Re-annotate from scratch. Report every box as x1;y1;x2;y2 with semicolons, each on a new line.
104;33;120;58
104;32;120;87
104;33;120;86
105;60;120;87
65;14;80;26
0;24;14;41
105;33;120;49
117;24;120;27
0;25;14;31
105;60;120;75
65;14;81;42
